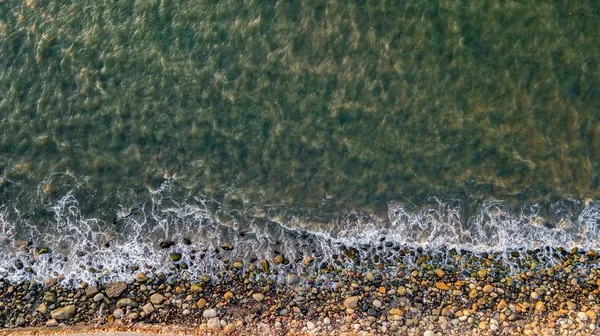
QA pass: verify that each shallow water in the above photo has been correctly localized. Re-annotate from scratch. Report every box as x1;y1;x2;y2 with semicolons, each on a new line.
1;1;599;282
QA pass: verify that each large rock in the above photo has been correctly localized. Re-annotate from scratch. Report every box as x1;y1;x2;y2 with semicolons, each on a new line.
150;293;165;305
105;281;127;298
343;296;360;309
50;305;76;320
142;302;155;315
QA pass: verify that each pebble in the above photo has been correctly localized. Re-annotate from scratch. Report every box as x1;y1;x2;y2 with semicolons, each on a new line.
286;273;300;285
223;323;236;334
207;317;221;330
482;285;494;293
93;293;104;302
45;319;58;327
203;309;217;318
113;308;124;319
307;321;316;330
343;296;359;309
252;293;265;302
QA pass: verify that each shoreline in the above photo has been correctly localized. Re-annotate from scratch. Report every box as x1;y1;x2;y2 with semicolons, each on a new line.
1;248;599;335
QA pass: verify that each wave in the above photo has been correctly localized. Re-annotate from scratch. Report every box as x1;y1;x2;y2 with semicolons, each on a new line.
0;180;599;284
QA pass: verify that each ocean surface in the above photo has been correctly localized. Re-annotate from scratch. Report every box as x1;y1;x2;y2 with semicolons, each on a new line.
1;1;599;282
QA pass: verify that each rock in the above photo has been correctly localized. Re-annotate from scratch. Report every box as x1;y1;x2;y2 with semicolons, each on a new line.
191;284;203;293
389;308;403;316
159;240;175;249
16;317;25;326
203;309;217;318
44;278;56;288
128;312;139;320
586;310;597;320
135;273;147;283
200;275;211;283
477;269;487;278
46;319;58;327
150;293;165;305
535;301;545;312
497;299;508;310
252;293;265;302
578;311;589;321
105;281;127;298
142;302;155;315
50;305;76;320
373;300;382;308
223;291;233;300
170;253;182;262
116;298;138;308
323;317;331;325
36;302;47;314
286;273;300;285
93;293;104;302
397;286;407;296
223;323;236;334
232;261;243;269
272;254;284;264
307;321;316;330
434;269;445;278
85;286;99;298
207;317;221;330
43;291;56;303
221;242;234;251
343;296;360;309
113;308;124;319
196;298;207;309
435;282;450;291
482;285;494;293
182;309;191;316
304;256;314;266
424;331;434;336
182;238;192;245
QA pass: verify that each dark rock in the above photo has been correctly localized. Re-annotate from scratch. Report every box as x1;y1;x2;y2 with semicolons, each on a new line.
159;240;175;249
221;243;234;251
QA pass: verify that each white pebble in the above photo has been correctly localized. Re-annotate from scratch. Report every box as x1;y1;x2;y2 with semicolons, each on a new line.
307;321;315;330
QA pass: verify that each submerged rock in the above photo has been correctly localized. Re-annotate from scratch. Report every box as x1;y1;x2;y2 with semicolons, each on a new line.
286;273;300;285
159;240;175;249
220;242;234;251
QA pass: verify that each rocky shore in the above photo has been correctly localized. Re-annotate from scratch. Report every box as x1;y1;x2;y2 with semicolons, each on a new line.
1;247;600;335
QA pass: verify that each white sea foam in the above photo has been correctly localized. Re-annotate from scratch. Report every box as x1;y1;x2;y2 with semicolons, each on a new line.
0;182;599;284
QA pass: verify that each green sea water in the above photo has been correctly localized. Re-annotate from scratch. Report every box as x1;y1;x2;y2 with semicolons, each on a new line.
1;0;599;225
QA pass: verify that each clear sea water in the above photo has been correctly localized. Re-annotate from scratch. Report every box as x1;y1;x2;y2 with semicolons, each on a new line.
1;1;599;282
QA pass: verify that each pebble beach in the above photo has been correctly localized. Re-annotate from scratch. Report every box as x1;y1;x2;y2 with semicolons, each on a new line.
2;247;600;336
